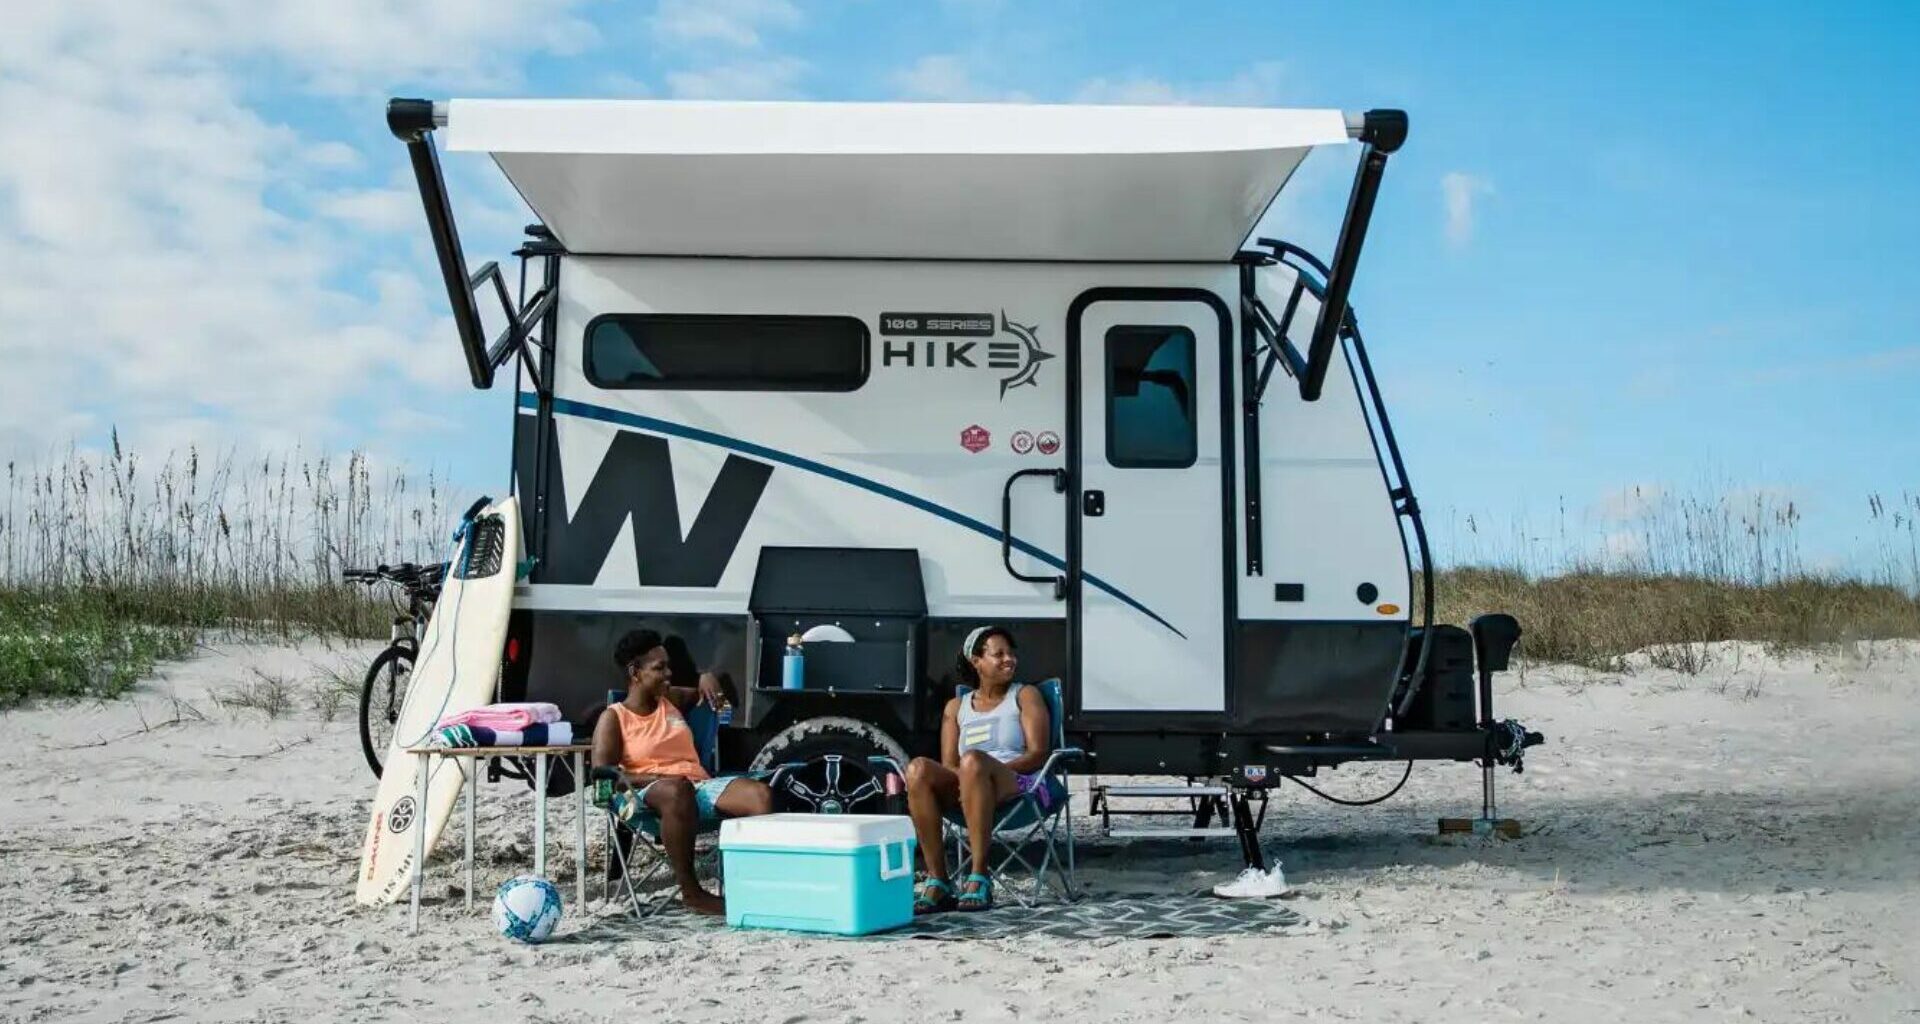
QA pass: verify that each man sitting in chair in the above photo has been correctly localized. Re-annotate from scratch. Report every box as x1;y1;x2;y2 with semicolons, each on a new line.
903;625;1056;913
592;628;774;915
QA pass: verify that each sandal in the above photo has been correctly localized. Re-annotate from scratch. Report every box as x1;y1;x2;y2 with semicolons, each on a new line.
914;877;956;915
955;873;993;913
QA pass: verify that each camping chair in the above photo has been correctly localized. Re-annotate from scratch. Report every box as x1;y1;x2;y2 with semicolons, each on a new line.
880;677;1083;907
588;692;796;918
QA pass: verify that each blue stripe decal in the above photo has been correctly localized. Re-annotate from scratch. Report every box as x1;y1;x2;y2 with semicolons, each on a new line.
525;393;1187;639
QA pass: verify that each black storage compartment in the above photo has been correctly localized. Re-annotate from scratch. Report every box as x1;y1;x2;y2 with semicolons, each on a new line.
752;632;915;693
747;547;926;695
1398;624;1477;732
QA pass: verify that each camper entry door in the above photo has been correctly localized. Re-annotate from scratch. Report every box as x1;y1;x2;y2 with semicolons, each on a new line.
1073;297;1229;714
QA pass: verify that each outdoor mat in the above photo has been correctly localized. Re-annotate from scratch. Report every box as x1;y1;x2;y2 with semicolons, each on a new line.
590;892;1301;942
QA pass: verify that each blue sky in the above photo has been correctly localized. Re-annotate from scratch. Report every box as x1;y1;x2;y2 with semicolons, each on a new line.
3;1;1915;577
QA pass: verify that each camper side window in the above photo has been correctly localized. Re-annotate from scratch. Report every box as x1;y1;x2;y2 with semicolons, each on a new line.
585;314;869;391
1105;325;1197;469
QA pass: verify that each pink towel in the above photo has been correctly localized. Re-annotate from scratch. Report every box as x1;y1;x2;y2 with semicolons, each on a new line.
438;702;563;731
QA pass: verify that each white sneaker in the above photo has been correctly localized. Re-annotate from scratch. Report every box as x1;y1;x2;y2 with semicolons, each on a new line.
1211;865;1289;899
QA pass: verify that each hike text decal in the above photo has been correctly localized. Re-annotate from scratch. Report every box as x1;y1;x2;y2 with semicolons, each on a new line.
879;310;1054;399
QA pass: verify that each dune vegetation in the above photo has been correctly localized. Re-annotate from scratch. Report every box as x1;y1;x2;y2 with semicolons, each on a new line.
1;437;1916;705
1;437;453;706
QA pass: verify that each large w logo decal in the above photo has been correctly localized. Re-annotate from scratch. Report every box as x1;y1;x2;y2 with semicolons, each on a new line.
514;424;772;586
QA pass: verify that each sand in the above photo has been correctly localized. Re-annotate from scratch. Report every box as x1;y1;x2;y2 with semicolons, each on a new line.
2;638;1916;1023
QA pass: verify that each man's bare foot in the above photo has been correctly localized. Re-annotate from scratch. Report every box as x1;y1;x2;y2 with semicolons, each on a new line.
682;889;726;916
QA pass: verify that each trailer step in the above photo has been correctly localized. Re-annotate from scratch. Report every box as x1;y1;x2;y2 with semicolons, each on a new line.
1106;827;1240;839
1088;780;1273;870
1098;784;1230;798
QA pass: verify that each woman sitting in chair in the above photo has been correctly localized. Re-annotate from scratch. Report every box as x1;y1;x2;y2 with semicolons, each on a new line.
903;625;1055;913
592;628;773;915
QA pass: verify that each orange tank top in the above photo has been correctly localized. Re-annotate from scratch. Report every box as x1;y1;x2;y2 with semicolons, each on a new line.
609;701;709;782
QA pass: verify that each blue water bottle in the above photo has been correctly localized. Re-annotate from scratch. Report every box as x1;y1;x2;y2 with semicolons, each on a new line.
782;633;805;691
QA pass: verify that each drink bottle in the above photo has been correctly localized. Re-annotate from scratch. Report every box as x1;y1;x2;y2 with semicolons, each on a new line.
781;634;806;691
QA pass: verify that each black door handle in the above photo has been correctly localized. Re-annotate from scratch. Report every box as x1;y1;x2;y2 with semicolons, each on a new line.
1083;490;1105;517
1001;468;1068;599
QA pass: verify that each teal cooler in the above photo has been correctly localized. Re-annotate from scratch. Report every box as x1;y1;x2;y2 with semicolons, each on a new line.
719;814;917;935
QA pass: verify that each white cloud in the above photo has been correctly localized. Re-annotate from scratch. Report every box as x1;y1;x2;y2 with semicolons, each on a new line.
1073;76;1185;106
651;0;801;49
0;1;596;97
379;406;461;438
0;0;591;457
1072;61;1288;107
598;72;655;97
888;54;1031;102
1600;529;1648;563
1441;171;1495;248
886;56;1289;108
891;55;983;102
666;57;810;99
315;186;419;234
304;141;365;171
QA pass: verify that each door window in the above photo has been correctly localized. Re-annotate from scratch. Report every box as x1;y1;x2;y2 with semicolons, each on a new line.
1104;325;1197;468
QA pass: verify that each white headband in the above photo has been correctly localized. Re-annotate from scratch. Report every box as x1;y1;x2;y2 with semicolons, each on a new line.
961;625;995;661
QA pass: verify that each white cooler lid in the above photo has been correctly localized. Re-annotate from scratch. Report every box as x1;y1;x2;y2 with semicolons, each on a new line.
720;813;913;850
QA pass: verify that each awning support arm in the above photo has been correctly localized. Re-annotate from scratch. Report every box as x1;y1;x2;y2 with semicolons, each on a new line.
1295;108;1405;402
388;97;552;391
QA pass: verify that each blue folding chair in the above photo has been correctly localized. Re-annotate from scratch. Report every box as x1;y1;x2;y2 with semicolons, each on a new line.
589;692;794;917
877;678;1082;906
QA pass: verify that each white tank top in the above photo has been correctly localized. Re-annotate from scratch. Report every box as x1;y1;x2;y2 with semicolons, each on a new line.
957;683;1027;763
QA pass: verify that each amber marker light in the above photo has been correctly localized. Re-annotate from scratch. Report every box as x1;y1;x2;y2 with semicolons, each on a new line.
1377;604;1401;615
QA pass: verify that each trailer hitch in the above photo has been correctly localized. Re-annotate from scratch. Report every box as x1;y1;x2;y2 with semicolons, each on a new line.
1489;719;1545;774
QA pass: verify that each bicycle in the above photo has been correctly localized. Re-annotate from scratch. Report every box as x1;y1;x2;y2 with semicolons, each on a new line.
342;561;447;779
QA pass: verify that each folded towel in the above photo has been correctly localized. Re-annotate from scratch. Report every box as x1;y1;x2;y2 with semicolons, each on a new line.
426;724;476;749
426;721;573;749
438;702;563;731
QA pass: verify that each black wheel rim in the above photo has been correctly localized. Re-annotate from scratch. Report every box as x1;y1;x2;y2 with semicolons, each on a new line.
778;754;883;814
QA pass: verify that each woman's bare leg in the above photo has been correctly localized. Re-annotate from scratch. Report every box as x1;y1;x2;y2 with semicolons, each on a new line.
904;757;960;880
642;777;723;915
956;751;1019;880
710;777;775;818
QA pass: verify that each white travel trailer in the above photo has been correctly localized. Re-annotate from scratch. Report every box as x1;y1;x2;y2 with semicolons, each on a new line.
386;98;1540;829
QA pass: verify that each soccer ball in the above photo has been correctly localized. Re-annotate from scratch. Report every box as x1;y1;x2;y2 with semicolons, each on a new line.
492;875;563;944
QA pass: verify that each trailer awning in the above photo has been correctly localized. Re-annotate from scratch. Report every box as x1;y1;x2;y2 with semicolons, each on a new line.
441;99;1355;261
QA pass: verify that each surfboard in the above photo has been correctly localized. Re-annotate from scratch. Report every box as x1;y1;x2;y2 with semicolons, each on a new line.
356;496;522;906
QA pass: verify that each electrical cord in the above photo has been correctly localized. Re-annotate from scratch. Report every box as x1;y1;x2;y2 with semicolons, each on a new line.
1284;760;1414;806
393;510;480;749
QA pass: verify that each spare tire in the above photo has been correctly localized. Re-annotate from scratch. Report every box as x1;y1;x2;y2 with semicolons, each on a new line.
750;716;909;815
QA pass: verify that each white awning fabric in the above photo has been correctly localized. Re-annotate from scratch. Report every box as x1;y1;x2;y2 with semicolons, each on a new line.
443;99;1353;262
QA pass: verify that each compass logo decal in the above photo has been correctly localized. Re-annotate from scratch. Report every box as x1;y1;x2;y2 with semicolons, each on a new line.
987;311;1054;398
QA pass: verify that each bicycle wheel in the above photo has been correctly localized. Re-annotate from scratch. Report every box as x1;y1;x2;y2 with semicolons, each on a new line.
358;644;415;779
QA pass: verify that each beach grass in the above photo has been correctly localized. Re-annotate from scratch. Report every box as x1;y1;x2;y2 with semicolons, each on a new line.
1;438;456;705
1422;485;1920;673
1;437;1916;703
0;587;199;706
1430;568;1920;673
